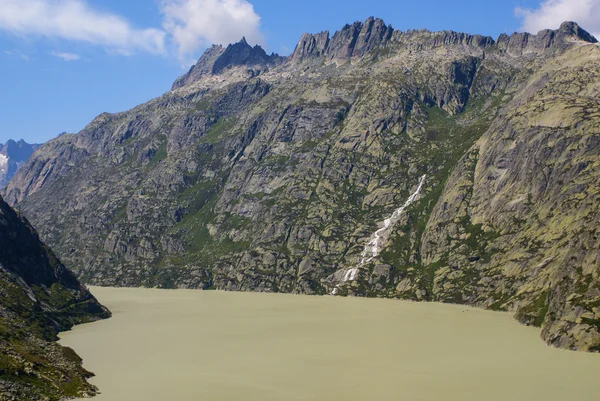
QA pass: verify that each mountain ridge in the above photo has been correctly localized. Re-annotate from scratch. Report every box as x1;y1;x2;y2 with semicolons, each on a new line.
3;17;600;352
172;19;597;91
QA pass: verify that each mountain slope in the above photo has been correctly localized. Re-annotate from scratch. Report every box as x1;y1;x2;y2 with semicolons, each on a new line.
422;40;600;350
3;19;599;351
0;140;40;188
0;195;110;400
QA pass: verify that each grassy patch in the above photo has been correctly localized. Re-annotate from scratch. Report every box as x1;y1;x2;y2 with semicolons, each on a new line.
199;117;237;145
515;290;550;327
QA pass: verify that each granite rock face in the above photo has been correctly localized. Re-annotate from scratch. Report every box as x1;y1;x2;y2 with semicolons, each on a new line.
496;21;598;56
421;41;600;351
172;38;284;90
4;18;599;352
0;195;110;400
291;17;394;63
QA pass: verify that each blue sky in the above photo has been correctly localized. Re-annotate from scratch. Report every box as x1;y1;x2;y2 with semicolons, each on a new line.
1;0;598;144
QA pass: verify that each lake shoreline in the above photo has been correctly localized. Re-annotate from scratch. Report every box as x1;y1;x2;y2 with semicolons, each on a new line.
59;286;600;401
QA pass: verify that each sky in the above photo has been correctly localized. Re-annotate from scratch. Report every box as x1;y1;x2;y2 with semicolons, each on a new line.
1;0;599;144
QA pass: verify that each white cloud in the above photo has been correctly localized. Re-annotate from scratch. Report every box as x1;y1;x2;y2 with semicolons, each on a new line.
0;0;266;65
51;51;81;61
160;0;264;63
4;50;32;61
516;0;600;39
0;0;166;55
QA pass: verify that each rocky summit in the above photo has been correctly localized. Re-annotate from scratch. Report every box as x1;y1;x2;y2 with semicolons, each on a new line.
0;194;110;400
3;18;600;352
0;140;39;188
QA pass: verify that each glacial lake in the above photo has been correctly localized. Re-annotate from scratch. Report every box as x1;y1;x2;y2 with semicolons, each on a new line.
59;287;600;401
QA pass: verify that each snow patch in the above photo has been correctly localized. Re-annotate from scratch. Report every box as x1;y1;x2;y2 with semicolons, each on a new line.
0;154;7;173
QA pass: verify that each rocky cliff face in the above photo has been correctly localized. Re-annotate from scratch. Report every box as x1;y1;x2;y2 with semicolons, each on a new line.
292;17;395;63
0;140;40;188
3;19;599;352
0;195;110;400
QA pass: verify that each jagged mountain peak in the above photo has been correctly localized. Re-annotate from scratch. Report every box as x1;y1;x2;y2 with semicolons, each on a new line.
173;17;597;91
172;38;282;89
292;16;394;63
496;20;597;56
0;139;39;188
212;38;271;74
558;21;598;43
174;16;395;89
0;138;39;159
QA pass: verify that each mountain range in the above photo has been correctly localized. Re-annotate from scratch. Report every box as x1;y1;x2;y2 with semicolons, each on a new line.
2;17;599;353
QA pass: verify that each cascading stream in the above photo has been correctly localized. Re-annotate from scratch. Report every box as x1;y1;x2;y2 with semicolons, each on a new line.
332;175;426;295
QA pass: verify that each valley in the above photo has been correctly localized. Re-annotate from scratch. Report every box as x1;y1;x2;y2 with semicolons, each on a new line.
4;18;599;352
1;12;600;400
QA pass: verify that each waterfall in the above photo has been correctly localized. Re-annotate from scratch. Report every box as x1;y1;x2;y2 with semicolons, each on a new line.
331;175;426;295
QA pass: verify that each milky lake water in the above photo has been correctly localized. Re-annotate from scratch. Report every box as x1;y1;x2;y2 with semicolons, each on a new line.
59;287;600;401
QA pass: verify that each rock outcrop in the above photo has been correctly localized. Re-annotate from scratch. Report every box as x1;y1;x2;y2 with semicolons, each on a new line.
0;194;110;400
4;18;599;352
292;17;394;63
497;21;598;56
172;38;283;89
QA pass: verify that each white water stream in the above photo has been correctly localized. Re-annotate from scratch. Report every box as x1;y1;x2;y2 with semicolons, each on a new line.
332;175;426;294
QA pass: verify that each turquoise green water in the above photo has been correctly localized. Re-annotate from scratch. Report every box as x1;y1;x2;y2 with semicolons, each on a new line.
60;287;600;401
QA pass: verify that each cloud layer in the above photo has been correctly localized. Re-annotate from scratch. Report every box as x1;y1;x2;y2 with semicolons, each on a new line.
516;0;600;38
0;0;166;54
51;52;81;61
160;0;264;63
0;0;264;62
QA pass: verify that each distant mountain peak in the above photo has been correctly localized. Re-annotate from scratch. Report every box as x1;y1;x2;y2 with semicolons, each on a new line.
0;139;39;188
